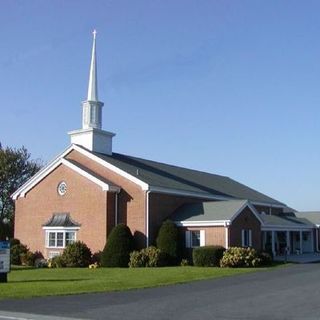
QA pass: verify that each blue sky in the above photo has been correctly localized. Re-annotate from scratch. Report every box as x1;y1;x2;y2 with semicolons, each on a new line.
1;0;320;210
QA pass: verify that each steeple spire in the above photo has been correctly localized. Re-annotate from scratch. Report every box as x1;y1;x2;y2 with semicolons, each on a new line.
68;30;115;155
87;30;98;101
81;29;104;130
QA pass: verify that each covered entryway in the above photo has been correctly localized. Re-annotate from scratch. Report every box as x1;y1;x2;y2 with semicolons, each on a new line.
260;213;316;256
262;229;314;256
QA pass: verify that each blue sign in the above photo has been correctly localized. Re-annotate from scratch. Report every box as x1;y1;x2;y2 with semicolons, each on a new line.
0;241;10;273
0;242;10;250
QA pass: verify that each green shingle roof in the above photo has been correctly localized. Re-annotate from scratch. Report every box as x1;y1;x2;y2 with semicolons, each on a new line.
294;212;320;225
90;149;284;206
170;200;248;222
260;214;314;228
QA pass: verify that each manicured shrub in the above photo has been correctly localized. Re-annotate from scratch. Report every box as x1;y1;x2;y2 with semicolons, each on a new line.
129;250;148;268
49;255;66;268
61;241;92;267
259;251;273;266
101;224;134;267
156;220;179;265
220;247;261;268
35;258;48;268
180;259;190;266
192;246;225;267
92;251;102;265
10;238;21;247
10;242;29;265
20;251;36;266
129;246;164;268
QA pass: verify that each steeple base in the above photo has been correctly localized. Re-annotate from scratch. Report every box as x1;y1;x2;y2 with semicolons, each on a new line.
68;128;115;155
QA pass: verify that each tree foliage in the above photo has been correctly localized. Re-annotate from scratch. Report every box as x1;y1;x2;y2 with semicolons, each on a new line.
156;220;179;265
0;143;42;239
101;224;134;267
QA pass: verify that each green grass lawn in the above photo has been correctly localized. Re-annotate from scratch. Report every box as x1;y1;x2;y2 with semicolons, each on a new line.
0;266;274;300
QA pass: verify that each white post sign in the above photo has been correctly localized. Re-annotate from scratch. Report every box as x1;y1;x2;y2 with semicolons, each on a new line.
0;241;10;274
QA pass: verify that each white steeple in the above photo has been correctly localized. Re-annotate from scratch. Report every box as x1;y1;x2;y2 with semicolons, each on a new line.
68;30;115;155
82;30;103;130
87;29;98;101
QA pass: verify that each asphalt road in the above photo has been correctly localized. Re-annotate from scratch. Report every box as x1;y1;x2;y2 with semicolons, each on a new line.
0;264;320;320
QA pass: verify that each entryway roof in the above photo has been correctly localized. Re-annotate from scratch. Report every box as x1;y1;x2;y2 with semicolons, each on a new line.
260;214;315;228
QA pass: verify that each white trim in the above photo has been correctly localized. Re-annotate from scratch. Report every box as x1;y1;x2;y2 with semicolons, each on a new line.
230;202;264;225
145;191;151;247
200;230;205;246
174;220;230;227
12;145;75;199
11;146;121;199
61;158;120;192
44;229;77;249
72;144;149;190
225;227;229;249
42;226;80;230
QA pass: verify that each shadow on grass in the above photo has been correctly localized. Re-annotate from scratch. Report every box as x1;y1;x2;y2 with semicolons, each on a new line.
9;278;90;284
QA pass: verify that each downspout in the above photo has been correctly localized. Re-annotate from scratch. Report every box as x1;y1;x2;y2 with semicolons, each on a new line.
114;191;119;226
224;221;229;249
145;190;151;247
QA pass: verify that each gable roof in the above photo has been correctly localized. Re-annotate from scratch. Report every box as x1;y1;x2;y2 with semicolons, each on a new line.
294;212;320;226
171;200;248;223
92;149;284;206
11;146;120;200
12;144;285;207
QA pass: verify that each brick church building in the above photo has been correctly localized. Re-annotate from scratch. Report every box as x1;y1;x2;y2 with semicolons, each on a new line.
12;32;320;259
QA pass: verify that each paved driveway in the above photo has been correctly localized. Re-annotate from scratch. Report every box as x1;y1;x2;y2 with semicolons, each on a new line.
0;264;320;320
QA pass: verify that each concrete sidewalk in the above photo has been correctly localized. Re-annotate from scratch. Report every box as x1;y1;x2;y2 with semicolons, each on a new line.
274;252;320;263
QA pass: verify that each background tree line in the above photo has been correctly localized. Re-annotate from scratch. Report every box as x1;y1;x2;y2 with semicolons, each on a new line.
0;143;42;240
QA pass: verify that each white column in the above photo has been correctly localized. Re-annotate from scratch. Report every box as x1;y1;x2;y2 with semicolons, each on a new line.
286;230;290;254
225;227;229;249
272;231;276;256
262;231;266;250
300;230;303;254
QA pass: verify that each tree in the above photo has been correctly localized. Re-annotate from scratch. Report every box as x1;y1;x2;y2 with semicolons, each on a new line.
156;220;179;265
101;224;134;267
0;143;42;239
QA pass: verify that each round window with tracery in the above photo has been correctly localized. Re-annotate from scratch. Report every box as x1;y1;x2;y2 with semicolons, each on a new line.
57;181;67;196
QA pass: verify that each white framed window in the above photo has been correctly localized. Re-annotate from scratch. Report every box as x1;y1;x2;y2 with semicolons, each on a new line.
185;230;205;248
45;230;77;248
242;229;252;247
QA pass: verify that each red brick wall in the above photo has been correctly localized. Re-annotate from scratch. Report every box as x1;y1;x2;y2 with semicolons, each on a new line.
15;163;108;258
229;207;261;250
148;193;215;245
66;150;146;247
181;226;226;247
